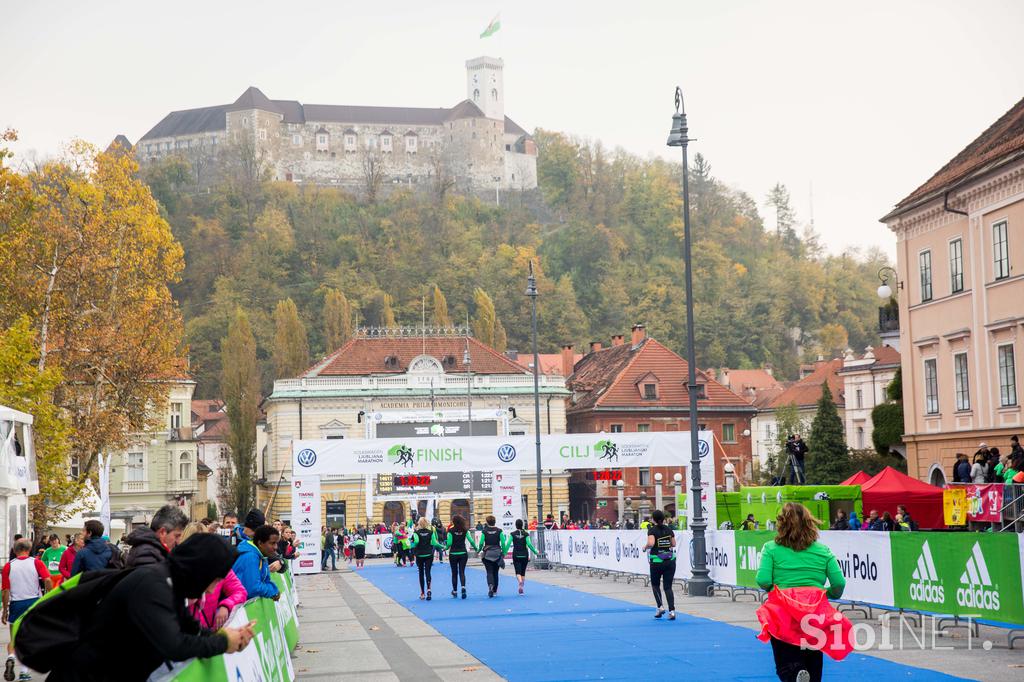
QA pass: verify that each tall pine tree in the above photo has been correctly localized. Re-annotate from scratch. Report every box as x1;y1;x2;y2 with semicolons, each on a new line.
431;285;451;328
472;288;499;348
323;288;352;351
272;298;309;379
221;308;260;516
806;383;849;484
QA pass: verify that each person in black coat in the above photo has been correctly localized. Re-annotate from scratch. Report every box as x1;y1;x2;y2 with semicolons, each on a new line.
125;505;189;568
49;534;254;682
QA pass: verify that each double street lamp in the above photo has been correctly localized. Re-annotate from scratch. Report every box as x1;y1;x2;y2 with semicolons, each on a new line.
526;260;550;568
667;86;713;598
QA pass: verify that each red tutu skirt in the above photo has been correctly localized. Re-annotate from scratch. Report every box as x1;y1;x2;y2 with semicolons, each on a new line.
756;586;854;661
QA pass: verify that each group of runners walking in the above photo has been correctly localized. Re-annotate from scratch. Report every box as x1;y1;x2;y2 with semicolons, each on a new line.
391;515;539;599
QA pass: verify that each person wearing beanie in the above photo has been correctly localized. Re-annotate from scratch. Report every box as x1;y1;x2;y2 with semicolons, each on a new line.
48;534;255;682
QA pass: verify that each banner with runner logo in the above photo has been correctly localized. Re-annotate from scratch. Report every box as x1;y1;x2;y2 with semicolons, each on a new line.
965;484;1004;523
891;532;1024;624
491;470;522;533
292;432;712;476
290;476;321;575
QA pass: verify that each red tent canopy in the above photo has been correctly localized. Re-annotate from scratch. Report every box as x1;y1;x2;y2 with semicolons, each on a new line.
840;471;872;486
860;466;946;529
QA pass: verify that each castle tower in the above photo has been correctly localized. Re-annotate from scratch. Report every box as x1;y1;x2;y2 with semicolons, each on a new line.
466;56;504;121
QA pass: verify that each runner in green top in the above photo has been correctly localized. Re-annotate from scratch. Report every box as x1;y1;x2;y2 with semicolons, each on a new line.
444;515;479;599
351;535;367;569
40;535;64;578
479;516;511;597
509;519;539;594
411;518;445;600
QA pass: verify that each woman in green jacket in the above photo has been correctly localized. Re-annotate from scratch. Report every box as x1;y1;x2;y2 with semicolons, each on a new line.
756;502;848;682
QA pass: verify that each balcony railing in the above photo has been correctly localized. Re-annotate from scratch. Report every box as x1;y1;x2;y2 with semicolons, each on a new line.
122;480;148;493
273;372;566;395
168;426;194;441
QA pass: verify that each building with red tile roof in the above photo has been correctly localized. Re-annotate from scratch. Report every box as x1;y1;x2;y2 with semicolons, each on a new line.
564;325;754;525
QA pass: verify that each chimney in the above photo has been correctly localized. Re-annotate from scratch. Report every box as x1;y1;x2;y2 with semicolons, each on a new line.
764;363;773;378
611;334;624;346
505;349;519;362
560;344;574;377
589;341;603;354
706;367;717;381
631;324;646;347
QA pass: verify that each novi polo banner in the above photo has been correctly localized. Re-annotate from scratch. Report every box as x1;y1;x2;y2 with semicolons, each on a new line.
290;476;321;574
291;432;712;476
491;470;521;532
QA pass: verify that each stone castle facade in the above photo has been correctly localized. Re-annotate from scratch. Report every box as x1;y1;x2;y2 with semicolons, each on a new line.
135;56;537;193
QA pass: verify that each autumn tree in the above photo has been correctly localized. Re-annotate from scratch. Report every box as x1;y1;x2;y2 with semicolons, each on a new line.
431;285;452;328
323;288;353;351
272;298;309;379
472;288;501;348
0;140;186;494
221;308;260;516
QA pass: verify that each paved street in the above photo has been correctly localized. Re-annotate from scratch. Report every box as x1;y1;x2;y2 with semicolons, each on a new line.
292;558;1022;681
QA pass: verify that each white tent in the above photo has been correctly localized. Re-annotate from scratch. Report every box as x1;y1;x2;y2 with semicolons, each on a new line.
50;483;127;541
0;403;39;559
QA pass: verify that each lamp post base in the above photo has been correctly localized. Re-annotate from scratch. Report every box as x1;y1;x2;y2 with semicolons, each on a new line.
532;556;552;570
687;575;714;597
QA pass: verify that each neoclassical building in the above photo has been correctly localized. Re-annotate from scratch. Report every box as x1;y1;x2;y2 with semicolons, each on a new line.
259;329;570;527
134;56;537;193
882;96;1024;483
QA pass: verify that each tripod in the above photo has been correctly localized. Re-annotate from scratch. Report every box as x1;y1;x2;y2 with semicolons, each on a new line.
773;451;805;486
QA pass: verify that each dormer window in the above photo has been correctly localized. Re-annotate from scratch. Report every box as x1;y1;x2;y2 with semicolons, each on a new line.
316;128;329;152
405;133;418;153
380;133;392;153
384;355;399;369
634;372;660;400
344;132;357;152
643;383;657;400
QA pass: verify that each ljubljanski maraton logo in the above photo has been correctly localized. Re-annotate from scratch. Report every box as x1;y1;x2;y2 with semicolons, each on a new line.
388;444;416;468
910;541;945;603
296;449;317;468
497;444;517;463
595;439;619;462
957;542;1000;610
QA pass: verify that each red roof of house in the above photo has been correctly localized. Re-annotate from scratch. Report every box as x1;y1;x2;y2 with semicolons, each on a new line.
303;335;528;377
887;96;1024;217
722;368;782;392
191;399;228;440
768;358;845;409
514;352;583;376
871;344;901;366
567;337;752;413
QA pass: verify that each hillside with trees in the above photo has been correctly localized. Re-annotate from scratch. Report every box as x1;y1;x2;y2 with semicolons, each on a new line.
139;130;890;397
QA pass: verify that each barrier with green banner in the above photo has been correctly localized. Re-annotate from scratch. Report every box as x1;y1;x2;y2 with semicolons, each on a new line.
165;570;300;682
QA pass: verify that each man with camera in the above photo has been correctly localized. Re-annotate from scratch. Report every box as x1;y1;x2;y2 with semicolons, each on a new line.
785;434;808;484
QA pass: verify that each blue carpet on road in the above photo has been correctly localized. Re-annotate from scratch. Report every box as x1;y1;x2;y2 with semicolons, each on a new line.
359;564;965;681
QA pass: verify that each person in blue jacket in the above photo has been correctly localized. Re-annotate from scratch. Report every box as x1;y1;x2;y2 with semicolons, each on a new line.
232;524;280;601
71;519;113;576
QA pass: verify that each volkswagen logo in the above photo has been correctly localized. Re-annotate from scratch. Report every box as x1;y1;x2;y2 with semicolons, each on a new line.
497;444;517;463
297;449;317;467
697;439;710;458
615;537;622;562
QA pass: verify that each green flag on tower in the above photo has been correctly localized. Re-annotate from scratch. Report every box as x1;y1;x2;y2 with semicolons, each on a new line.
480;13;501;38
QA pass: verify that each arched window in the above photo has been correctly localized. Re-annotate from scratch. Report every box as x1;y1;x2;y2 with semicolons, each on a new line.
383;501;405;526
491;88;498;101
179;453;191;481
473;88;480;102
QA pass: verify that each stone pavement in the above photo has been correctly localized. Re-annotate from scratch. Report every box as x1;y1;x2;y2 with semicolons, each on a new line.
292;562;502;681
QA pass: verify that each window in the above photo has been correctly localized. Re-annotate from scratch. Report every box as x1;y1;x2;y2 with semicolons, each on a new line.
639;468;651;486
170;403;182;429
856;388;863;409
924;358;939;414
856;426;865;449
919;250;933;302
695;383;707;399
491;88;498;101
258;129;267;141
292;134;302;146
950;238;964;293
994;221;1010;280
126;452;144;482
954;352;970;411
316;134;329;152
242;117;249;128
366;137;377;150
473;88;480;101
69;455;80;479
722;423;736;442
345;135;356;152
179;453;191;480
610;424;623;433
998;345;1017;407
643;383;657;399
405;136;417;153
381;135;392;153
637;424;651;433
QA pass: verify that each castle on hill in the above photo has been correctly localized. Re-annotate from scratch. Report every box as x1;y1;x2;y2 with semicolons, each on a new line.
132;56;537;193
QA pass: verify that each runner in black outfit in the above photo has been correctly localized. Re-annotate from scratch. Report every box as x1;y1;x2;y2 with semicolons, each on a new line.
445;515;479;599
479;515;510;598
411;518;442;600
509;519;539;595
645;509;677;620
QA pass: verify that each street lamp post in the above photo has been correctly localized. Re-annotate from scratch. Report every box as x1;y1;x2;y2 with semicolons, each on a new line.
672;472;683;520
526;260;550;568
667;86;713;598
465;338;475;525
616;479;625;525
654;472;664;512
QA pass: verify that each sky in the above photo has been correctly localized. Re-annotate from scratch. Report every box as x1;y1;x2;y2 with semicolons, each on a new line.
3;0;1023;258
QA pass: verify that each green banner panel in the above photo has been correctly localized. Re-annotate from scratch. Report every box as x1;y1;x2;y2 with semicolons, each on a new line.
734;530;775;588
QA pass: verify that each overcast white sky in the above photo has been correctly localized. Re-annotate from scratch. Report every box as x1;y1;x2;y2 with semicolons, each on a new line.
4;1;1023;257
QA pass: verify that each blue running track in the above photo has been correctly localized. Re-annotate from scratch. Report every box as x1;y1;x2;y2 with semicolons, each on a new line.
359;564;966;681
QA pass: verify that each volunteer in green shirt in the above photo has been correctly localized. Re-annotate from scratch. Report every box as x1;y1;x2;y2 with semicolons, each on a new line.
40;534;65;583
509;519;539;595
352;534;366;569
445;515;478;599
756;502;846;682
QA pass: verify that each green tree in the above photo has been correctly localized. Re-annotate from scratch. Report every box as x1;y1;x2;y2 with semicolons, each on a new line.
872;369;904;455
322;288;353;352
431;285;451;328
221;308;260;516
806;384;849;484
272;298;309;379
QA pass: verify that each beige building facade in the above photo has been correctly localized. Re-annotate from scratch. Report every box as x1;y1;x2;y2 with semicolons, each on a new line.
882;97;1024;484
259;331;570;527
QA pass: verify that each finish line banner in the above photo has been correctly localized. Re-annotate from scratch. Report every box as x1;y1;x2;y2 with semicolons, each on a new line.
292;431;711;476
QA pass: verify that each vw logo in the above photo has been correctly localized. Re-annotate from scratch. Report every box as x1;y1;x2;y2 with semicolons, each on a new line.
383;537;393;550
568;536;573;557
697;439;710;458
615;537;622;562
497;444;517;463
297;449;317;467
